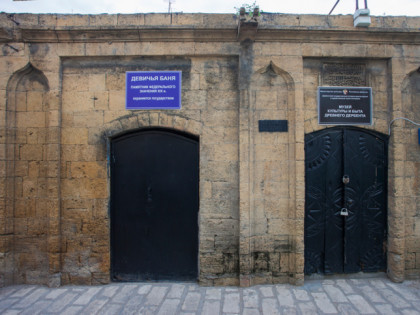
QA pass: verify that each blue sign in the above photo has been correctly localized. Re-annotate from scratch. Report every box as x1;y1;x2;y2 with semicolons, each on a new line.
126;71;182;110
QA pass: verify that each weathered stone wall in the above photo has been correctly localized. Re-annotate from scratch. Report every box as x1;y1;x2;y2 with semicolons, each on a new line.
0;12;419;287
399;69;420;279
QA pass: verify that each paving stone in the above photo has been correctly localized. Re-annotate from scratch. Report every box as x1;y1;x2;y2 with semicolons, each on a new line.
275;286;294;307
401;310;420;315
167;284;186;299
83;298;109;314
222;292;240;313
205;288;222;300
97;303;124;315
262;298;280;315
243;308;261;315
181;292;201;311
298;301;318;314
0;278;419;315
336;304;359;315
19;300;51;315
59;305;84;315
323;284;348;303
243;288;259;308
378;288;411;309
47;292;78;313
293;288;311;301
360;285;385;303
202;299;221;315
138;284;153;295
0;288;19;298
347;294;376;314
2;310;21;315
45;288;68;299
311;292;337;314
225;288;239;293
157;298;181;315
0;298;19;311
374;303;398;315
145;287;168;305
336;279;355;294
386;283;419;302
122;293;147;313
259;286;274;297
101;285;119;298
73;287;102;305
10;287;36;298
111;284;139;304
368;279;388;289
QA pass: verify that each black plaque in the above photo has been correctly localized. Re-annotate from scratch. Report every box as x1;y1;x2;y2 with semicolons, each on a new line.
258;120;288;132
318;86;372;125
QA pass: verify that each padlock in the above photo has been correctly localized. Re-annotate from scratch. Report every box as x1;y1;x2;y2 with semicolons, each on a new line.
342;175;350;185
340;208;349;216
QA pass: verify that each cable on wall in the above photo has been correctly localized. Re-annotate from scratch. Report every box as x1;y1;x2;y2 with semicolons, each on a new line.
388;117;420;136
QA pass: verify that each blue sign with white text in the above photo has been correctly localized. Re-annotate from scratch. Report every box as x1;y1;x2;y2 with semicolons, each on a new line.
126;71;182;110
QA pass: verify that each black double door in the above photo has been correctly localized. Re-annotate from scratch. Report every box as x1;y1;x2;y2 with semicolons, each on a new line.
304;127;388;275
111;129;199;281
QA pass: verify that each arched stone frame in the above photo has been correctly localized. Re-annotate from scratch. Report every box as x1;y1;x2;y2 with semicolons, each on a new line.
98;112;203;282
239;60;299;285
3;63;52;285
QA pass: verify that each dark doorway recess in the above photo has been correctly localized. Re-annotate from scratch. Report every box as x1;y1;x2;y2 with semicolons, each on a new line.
110;128;199;281
304;127;388;275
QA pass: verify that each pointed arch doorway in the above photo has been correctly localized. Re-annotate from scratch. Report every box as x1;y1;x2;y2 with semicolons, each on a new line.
110;128;199;281
304;127;388;275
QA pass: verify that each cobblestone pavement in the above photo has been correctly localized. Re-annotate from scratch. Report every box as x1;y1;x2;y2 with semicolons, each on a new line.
0;276;419;314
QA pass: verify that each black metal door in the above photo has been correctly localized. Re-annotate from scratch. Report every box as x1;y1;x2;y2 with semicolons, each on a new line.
304;127;388;275
111;128;199;281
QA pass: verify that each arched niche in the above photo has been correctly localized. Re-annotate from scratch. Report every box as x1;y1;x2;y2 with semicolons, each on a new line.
3;63;50;285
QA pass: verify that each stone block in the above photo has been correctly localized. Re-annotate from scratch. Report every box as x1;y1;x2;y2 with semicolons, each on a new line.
89;74;106;92
105;72;125;91
73;111;104;127
19;144;43;161
86;42;125;56
26;91;44;111
89;14;118;27
57;42;86;56
56;14;90;27
16;112;46;128
61;128;88;145
61;178;107;199
117;14;145;26
62;91;94;111
108;90;126;111
144;14;171;25
70;161;106;179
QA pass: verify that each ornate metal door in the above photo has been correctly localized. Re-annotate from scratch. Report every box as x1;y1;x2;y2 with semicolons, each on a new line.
304;127;388;275
111;128;199;281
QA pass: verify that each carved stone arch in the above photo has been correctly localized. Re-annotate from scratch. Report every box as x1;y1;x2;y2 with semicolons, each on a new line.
252;61;295;113
256;61;295;90
99;112;202;142
2;63;51;286
243;61;299;284
7;63;49;96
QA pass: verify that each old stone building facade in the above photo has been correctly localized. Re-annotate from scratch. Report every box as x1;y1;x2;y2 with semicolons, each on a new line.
0;12;419;287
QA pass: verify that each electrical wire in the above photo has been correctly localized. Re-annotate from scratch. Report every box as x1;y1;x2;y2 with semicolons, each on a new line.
388;117;420;136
